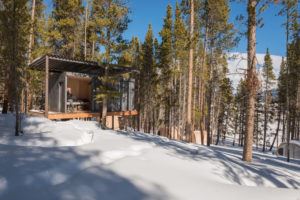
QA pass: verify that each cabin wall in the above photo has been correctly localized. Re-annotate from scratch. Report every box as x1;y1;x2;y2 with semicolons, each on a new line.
58;76;136;114
122;79;135;111
107;78;135;112
49;72;67;113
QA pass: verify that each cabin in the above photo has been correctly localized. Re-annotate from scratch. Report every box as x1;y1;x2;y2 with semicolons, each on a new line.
276;141;300;160
29;54;137;129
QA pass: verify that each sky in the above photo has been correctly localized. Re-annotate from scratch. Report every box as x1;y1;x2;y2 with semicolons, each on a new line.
44;0;287;56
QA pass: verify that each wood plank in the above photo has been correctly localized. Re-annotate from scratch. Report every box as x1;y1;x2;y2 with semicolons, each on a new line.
28;111;45;118
30;110;138;120
48;112;99;120
106;110;138;117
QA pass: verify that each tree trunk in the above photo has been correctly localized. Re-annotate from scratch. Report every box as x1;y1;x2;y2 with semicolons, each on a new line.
101;98;107;128
285;3;290;162
200;25;208;145
2;76;9;114
24;0;36;114
263;69;269;152
243;0;257;162
84;0;89;60
282;111;286;142
270;108;281;151
185;0;194;142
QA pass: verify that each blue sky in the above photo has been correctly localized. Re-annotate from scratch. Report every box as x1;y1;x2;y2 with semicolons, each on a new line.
44;0;286;56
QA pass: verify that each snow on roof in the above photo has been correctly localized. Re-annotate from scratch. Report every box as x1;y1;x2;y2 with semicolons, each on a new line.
290;140;300;146
280;140;300;147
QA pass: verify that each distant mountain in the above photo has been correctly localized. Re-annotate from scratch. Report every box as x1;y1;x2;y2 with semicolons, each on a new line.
227;52;283;89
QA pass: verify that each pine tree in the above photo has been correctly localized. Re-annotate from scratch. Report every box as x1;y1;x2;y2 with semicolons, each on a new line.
0;0;30;135
139;24;156;133
243;0;259;162
278;0;299;161
200;0;236;146
119;37;142;130
262;48;275;151
216;76;233;145
49;0;83;57
269;57;286;151
26;0;47;113
92;0;130;127
158;4;173;137
186;0;195;142
278;57;287;142
235;79;247;147
173;2;188;138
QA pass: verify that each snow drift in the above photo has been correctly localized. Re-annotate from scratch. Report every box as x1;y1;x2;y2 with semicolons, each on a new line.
0;114;96;147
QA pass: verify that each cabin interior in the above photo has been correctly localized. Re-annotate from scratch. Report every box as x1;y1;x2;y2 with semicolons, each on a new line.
49;72;92;113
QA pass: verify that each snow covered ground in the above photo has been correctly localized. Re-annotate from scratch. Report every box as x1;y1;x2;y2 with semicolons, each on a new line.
0;114;299;200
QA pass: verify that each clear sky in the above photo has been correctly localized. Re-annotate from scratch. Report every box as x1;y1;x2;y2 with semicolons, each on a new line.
44;0;287;56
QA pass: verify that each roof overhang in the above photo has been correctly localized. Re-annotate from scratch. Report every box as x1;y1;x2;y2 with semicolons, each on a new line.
29;55;135;76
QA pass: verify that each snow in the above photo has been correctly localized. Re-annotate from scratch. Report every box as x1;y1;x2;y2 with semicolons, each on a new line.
0;114;299;200
0;114;95;147
289;140;300;146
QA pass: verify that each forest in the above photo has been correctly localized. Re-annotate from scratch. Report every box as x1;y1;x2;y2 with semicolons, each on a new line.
0;0;299;164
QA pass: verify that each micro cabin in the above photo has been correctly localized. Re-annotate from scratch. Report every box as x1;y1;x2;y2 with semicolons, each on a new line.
28;54;137;130
276;141;300;160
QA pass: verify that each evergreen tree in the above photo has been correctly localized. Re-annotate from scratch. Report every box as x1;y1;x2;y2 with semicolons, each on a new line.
49;0;83;57
243;0;259;162
173;2;188;138
158;4;173;136
279;0;299;161
0;0;30;135
139;24;157;133
93;0;130;127
269;57;286;151
262;48;275;151
186;0;195;142
120;37;142;130
278;57;287;141
201;0;236;146
235;78;247;147
26;0;48;112
216;76;233;145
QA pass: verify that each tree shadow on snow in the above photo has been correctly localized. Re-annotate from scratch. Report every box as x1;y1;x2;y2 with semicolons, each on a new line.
0;134;170;200
116;131;300;189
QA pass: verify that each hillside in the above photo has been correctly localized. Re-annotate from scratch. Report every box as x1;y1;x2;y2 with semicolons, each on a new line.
0;114;299;200
227;53;283;89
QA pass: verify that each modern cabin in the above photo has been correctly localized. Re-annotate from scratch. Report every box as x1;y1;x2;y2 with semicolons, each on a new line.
276;141;300;160
29;55;137;129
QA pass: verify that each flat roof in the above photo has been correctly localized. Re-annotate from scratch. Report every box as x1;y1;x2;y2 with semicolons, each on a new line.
29;54;134;75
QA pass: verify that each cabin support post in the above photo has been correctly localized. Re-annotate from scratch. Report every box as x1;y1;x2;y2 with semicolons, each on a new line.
45;55;49;118
112;115;115;130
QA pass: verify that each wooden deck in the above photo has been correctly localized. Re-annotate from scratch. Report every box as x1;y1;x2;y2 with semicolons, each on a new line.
48;112;99;120
29;110;138;120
